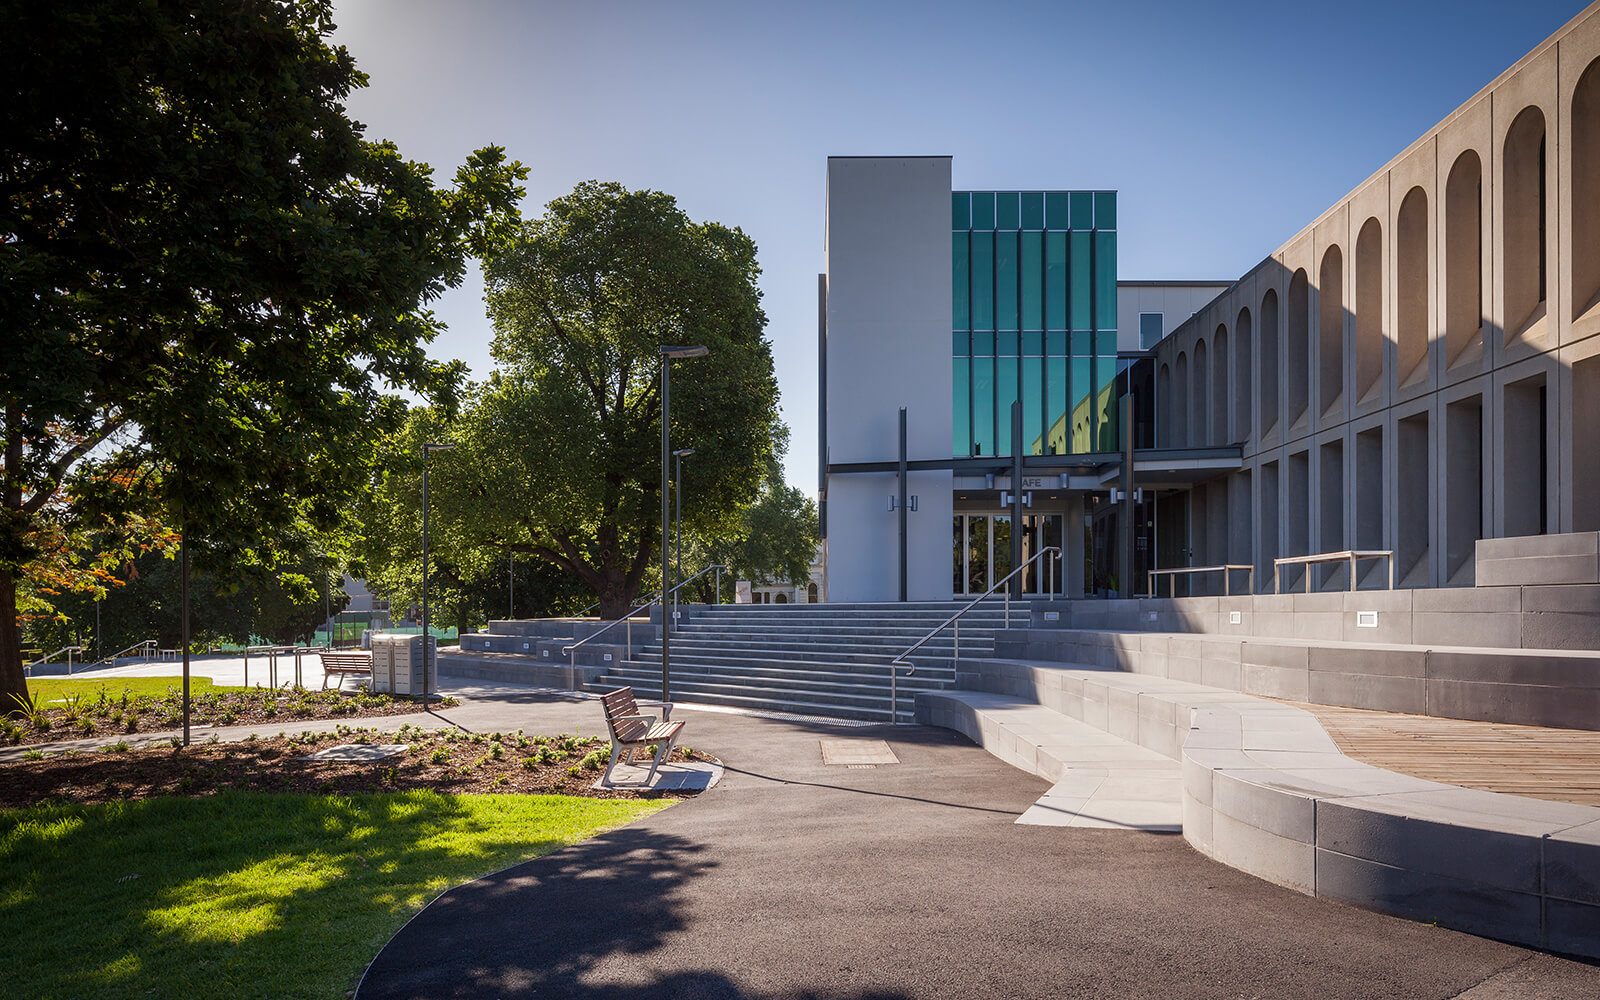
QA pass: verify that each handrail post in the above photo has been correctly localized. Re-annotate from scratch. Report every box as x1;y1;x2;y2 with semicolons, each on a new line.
1349;552;1357;592
890;661;897;724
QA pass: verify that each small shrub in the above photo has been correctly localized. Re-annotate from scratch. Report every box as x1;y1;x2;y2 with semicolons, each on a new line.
105;741;131;754
521;757;539;771
579;750;608;772
22;748;43;761
490;775;509;788
566;765;582;778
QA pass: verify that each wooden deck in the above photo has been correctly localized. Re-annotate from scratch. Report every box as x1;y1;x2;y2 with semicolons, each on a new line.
1292;703;1600;808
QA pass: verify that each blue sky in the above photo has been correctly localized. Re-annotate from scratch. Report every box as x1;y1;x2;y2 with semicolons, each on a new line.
331;0;1586;490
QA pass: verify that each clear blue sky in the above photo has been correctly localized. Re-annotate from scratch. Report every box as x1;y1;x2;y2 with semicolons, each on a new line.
331;0;1586;491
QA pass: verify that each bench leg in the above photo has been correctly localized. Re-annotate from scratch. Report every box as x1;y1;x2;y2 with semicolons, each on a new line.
646;733;678;784
601;739;624;787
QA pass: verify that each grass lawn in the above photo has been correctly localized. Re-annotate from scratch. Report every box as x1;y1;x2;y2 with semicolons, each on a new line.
26;675;244;703
0;790;671;999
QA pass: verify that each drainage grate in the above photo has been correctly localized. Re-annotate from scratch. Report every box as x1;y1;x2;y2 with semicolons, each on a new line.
845;764;877;770
820;739;899;766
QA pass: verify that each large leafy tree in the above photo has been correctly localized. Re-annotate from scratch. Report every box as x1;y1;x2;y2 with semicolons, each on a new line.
0;0;526;706
472;181;779;617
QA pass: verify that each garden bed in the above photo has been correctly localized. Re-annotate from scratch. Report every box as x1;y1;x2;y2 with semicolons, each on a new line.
0;725;710;808
2;683;450;746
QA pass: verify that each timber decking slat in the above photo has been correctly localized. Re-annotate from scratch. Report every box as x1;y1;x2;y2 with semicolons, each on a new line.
1291;702;1600;807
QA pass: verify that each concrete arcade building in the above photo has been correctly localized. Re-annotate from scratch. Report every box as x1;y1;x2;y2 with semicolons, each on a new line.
818;4;1600;606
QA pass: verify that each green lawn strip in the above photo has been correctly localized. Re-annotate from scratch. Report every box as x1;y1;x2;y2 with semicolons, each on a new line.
0;790;671;1000
27;676;245;704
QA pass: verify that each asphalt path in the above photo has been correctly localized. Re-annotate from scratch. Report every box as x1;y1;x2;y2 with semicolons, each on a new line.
355;691;1600;1000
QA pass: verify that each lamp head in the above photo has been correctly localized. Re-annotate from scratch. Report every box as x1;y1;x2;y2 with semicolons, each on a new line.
423;442;457;454
673;448;695;458
659;345;710;359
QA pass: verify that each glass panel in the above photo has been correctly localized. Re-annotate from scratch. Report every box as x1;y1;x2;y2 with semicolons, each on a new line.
1095;232;1118;329
1097;355;1119;452
951;192;971;230
1070;232;1092;330
1021;231;1042;330
996;231;1018;331
997;331;1019;356
967;516;988;594
973;356;994;457
1096;330;1118;355
997;357;1017;456
953;516;965;595
1022;331;1042;355
996;192;1020;230
1021;192;1044;230
952;356;971;457
952;233;969;330
1072;357;1093;453
1094;191;1117;229
992;515;1014;593
1045;231;1067;330
952;331;969;354
1139;312;1164;349
1045;192;1070;229
1047;355;1068;455
970;232;993;331
974;331;995;355
971;192;995;230
1042;515;1063;594
1072;331;1094;355
1070;191;1093;229
1024;357;1043;455
1047;331;1067;355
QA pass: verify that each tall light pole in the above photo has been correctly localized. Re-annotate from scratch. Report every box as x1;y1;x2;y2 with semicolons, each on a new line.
672;447;694;611
659;345;708;710
421;441;456;702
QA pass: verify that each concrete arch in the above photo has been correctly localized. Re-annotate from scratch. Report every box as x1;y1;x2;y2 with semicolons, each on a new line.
1234;306;1253;438
1445;150;1483;368
1212;323;1229;443
1193;339;1210;446
1287;272;1310;425
1396;187;1429;386
1502;106;1547;342
1157;362;1172;445
1318;245;1345;416
1259;290;1280;438
1355;218;1383;402
1573;57;1600;323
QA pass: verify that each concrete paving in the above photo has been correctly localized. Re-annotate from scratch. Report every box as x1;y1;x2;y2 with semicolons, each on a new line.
353;681;1600;1000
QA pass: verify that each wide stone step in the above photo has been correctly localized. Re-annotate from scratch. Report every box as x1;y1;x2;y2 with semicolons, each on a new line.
622;655;954;687
671;623;1004;640
637;645;976;670
652;635;993;657
588;674;917;722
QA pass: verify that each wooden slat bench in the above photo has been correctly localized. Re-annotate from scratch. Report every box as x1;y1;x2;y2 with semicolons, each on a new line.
600;687;685;786
320;651;373;690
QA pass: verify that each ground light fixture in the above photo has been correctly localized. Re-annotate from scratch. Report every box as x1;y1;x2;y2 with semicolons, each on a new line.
659;346;709;710
421;441;457;701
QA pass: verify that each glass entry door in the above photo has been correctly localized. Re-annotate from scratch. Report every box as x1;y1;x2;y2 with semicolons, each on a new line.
953;514;1063;596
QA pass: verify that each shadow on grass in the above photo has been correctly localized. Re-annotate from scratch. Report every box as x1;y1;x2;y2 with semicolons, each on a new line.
356;821;910;1000
0;790;660;1000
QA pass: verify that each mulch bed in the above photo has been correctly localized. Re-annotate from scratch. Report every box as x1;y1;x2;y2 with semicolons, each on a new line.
1;688;450;747
0;726;712;809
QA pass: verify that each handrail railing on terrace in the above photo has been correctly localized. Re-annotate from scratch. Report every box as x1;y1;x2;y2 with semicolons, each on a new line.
887;546;1062;724
23;646;85;677
562;565;726;688
1147;564;1256;597
96;639;158;666
577;565;724;619
1273;549;1395;593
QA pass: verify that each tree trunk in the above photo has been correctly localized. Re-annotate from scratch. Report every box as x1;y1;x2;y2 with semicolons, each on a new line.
0;565;29;713
596;572;632;620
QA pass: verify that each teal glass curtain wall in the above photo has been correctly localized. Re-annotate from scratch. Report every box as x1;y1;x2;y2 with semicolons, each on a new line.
951;190;1118;458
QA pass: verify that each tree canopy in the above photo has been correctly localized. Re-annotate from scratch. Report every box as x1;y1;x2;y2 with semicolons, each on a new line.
0;0;526;705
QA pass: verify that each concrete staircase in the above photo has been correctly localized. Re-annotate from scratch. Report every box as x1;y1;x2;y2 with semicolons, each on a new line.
586;601;1023;722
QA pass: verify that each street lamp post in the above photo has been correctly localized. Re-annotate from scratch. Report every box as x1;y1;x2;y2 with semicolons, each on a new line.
421;441;456;702
659;346;708;710
672;447;694;614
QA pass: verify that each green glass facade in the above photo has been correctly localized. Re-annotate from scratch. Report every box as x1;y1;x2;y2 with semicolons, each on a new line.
952;190;1118;458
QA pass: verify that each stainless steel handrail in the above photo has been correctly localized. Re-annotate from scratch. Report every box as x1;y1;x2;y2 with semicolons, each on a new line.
1147;564;1256;597
887;546;1062;724
96;639;158;665
1273;549;1395;593
577;564;725;618
23;645;86;677
562;565;725;684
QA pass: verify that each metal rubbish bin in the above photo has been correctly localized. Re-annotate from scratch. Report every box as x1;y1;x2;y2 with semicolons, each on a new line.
368;634;437;696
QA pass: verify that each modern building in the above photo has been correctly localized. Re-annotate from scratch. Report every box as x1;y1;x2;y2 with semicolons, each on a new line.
819;4;1600;603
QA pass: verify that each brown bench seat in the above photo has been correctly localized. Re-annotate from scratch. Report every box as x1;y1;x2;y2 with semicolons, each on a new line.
320;651;372;690
600;686;685;785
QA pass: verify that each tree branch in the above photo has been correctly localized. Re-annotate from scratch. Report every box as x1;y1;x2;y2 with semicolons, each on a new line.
21;413;127;515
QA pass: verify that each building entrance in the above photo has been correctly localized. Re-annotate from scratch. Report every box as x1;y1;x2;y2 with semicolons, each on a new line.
952;513;1064;596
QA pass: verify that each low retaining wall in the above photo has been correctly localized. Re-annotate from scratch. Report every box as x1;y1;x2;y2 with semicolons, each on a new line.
991;628;1600;732
927;660;1600;959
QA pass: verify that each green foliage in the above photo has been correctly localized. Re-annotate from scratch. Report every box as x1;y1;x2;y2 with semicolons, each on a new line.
0;792;668;999
356;182;780;619
0;0;526;704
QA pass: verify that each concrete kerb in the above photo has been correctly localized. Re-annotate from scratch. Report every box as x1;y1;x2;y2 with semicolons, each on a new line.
916;659;1600;959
